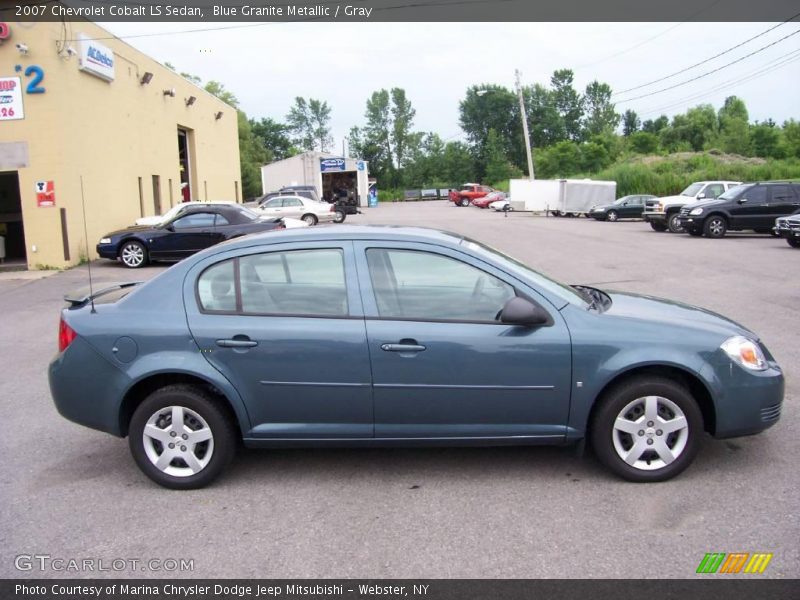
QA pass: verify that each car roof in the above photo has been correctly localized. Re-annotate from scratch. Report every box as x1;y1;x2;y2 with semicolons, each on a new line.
216;225;465;251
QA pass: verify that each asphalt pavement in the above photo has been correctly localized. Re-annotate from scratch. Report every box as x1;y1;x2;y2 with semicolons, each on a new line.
1;201;797;578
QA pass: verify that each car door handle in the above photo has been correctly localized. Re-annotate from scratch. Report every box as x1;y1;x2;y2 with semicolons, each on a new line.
216;337;258;348
381;342;426;353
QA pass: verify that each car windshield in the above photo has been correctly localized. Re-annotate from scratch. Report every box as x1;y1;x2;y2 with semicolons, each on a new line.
460;238;589;308
717;184;750;201
680;183;704;197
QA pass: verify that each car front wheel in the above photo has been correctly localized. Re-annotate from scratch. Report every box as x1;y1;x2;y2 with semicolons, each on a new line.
704;215;727;238
590;377;702;482
119;240;148;268
460;198;470;207
129;385;237;489
787;237;800;248
667;213;684;233
650;221;667;232
606;210;618;222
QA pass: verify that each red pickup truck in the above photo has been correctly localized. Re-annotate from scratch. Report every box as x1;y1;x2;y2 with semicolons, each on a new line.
449;183;497;207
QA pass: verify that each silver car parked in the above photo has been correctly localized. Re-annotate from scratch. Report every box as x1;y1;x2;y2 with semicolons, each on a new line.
254;195;338;226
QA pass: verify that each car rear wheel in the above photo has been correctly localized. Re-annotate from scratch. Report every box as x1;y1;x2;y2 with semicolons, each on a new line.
333;210;346;223
667;213;684;233
590;377;702;482
787;237;800;248
650;221;667;232
129;385;236;489
704;215;727;238
119;241;148;269
459;198;470;207
607;210;618;222
301;213;318;226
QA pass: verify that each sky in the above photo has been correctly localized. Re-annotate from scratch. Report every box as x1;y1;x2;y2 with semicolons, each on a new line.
101;21;800;151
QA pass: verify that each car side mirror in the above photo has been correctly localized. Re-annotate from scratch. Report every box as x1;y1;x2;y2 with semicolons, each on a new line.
697;193;706;200
165;224;175;232
500;297;549;327
738;198;748;204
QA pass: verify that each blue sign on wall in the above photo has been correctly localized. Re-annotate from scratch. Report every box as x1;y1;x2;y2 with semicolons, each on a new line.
320;157;346;172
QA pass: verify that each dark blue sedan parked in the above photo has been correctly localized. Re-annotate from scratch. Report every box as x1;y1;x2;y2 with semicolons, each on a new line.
50;227;783;488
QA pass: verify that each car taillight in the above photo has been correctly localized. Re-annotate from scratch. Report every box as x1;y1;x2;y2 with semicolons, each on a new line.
329;204;335;212
58;317;77;352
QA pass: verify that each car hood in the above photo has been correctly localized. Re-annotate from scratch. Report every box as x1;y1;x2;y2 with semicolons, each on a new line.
602;290;753;339
683;198;725;210
104;225;158;238
591;204;616;211
658;194;694;205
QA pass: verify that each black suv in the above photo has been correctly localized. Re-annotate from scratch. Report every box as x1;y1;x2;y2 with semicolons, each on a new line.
676;182;800;238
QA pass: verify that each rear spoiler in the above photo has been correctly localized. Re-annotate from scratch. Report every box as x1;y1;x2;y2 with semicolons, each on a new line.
64;282;143;308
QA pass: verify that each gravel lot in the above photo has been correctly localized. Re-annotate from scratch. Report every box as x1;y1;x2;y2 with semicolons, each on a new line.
1;201;797;578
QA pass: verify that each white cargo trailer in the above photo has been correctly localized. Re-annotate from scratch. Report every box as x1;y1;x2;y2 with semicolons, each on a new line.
509;178;617;215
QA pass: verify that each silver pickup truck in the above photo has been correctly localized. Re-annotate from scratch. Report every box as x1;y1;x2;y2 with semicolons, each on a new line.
643;181;741;233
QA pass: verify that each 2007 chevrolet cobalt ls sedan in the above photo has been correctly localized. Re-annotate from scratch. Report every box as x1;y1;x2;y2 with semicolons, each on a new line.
49;226;783;489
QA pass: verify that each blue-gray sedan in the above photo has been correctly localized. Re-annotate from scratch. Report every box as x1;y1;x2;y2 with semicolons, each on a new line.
49;226;783;488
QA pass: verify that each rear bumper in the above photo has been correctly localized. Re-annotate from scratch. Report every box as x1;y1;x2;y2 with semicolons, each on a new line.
49;337;130;437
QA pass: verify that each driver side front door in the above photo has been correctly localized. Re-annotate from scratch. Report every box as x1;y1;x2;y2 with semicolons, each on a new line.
354;242;572;440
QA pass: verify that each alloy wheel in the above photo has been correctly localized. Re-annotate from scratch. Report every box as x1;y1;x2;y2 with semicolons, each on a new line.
142;405;214;477
120;243;145;268
607;211;618;222
611;395;689;471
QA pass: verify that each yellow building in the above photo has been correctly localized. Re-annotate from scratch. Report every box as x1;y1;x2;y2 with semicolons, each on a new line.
0;17;241;270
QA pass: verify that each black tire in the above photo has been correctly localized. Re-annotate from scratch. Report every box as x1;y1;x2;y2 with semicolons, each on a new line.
333;210;346;223
788;237;800;248
607;210;618;222
703;215;727;238
667;212;684;233
649;221;667;232
129;385;237;490
459;198;470;207
119;240;148;269
687;228;703;237
590;376;703;482
301;213;318;226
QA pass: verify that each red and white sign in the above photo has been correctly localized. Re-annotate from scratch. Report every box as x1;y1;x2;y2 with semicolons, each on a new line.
36;181;55;207
0;77;23;121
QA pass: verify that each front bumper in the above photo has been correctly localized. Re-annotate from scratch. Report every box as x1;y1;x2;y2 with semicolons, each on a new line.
706;354;784;439
774;224;800;239
676;215;700;230
642;211;666;224
96;243;118;260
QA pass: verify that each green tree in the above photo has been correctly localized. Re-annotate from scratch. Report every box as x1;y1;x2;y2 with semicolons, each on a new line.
716;96;750;155
483;128;516;185
622;110;640;136
629;131;660;154
537;141;581;178
782;119;800;158
459;84;519;177
583;80;619;136
250;117;296;162
523;83;565;148
442;141;476;186
751;122;784;158
580;141;612;172
551;69;584;142
204;81;238;108
286;97;333;151
390;88;416;170
642;115;669;134
237;112;268;199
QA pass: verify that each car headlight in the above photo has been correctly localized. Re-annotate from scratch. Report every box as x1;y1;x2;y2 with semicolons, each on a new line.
720;336;768;371
99;238;112;244
689;208;703;216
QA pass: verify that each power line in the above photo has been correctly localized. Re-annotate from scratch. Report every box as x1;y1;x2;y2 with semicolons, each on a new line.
573;0;725;71
613;14;800;96
615;28;800;104
637;48;800;118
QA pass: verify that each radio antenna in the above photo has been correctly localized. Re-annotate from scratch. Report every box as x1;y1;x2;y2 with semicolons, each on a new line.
79;175;96;314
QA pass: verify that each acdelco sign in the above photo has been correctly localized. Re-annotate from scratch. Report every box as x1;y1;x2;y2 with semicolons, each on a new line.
78;33;115;82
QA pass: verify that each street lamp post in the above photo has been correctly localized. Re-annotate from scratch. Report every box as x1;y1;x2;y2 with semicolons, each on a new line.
477;71;535;180
515;69;535;180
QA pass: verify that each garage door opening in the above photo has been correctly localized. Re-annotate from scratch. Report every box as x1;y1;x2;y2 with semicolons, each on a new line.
177;129;193;202
322;171;358;212
0;171;26;269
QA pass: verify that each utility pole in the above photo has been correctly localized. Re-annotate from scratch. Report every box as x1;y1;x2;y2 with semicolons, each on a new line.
515;69;535;180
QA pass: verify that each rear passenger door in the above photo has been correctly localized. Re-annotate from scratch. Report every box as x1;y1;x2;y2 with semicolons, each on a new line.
185;242;373;439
